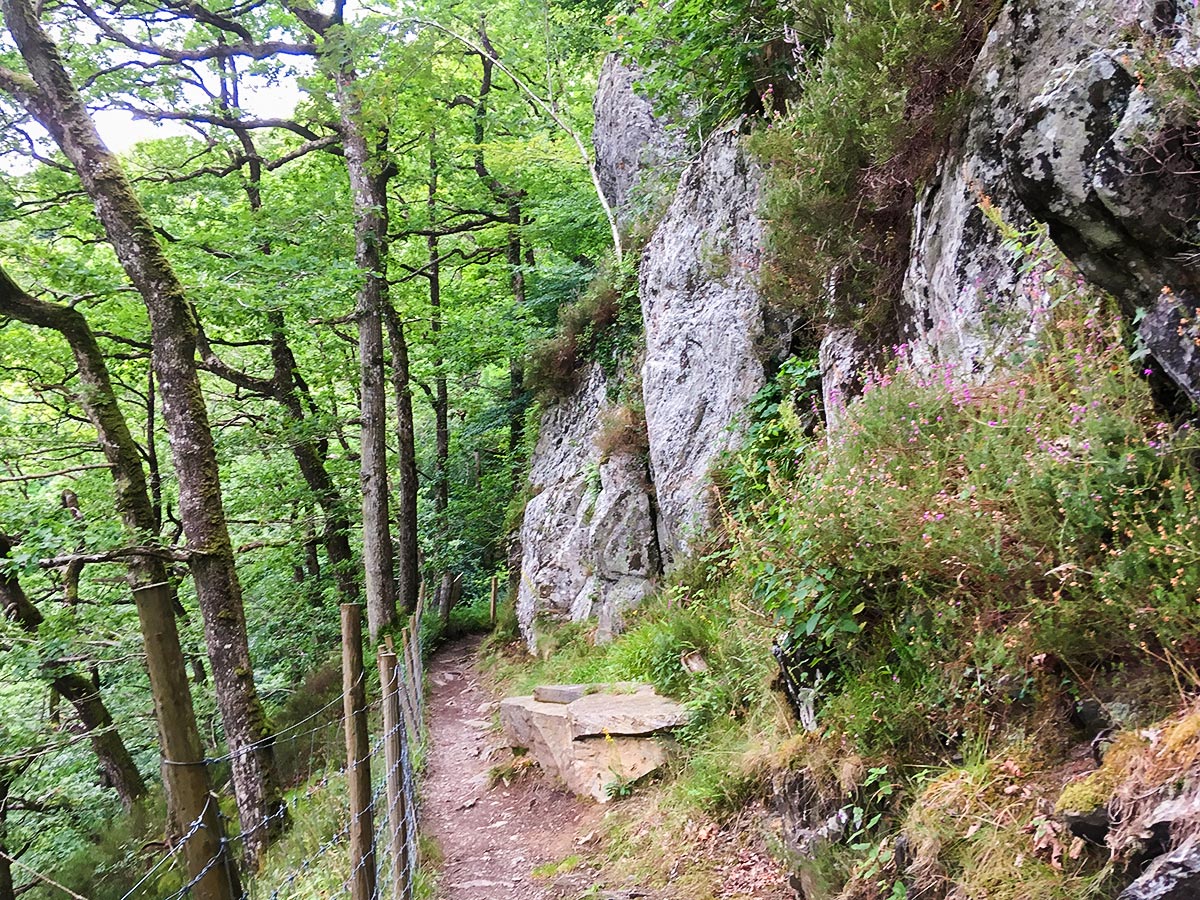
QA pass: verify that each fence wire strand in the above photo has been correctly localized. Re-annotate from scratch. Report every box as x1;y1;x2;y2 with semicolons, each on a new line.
118;617;425;900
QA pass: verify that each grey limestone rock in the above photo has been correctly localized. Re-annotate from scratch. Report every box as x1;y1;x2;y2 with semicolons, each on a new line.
819;325;873;432
1119;834;1200;900
515;365;661;652
640;129;787;563
499;684;688;802
898;0;1156;381
592;55;688;227
1004;46;1200;407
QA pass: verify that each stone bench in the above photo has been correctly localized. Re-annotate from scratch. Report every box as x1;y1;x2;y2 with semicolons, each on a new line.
499;683;689;802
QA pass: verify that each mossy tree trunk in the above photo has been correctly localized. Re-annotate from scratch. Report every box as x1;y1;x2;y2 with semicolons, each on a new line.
0;267;238;895
0;0;282;865
288;0;401;639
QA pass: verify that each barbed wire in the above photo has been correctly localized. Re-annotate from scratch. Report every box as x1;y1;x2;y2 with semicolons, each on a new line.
6;611;427;900
163;670;366;769
158;630;425;900
116;794;220;900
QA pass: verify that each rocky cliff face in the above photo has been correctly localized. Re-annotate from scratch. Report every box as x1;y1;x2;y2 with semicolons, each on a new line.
592;55;688;225
516;61;783;645
519;2;1199;646
515;365;660;650
899;0;1149;376
1005;42;1200;410
639;130;782;564
893;0;1200;409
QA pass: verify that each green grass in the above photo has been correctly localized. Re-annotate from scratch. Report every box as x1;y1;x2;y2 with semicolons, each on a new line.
531;854;581;878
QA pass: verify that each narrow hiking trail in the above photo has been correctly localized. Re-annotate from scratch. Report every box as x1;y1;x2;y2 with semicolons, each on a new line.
422;636;605;900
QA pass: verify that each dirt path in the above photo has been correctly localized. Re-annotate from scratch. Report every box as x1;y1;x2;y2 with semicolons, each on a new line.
422;636;602;900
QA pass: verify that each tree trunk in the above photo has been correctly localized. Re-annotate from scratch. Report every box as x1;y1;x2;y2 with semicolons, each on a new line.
506;209;528;490
467;35;530;490
383;303;419;616
0;773;14;900
428;141;450;522
0;536;146;808
285;1;397;639
0;0;284;863
344;116;397;643
0;266;239;892
437;571;455;624
266;310;360;604
52;670;147;808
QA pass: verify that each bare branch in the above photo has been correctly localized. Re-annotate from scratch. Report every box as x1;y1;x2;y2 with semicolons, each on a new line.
71;0;316;64
0;464;110;483
37;546;196;568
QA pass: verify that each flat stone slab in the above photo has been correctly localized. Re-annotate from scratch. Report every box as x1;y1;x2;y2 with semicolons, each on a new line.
532;684;588;704
531;681;651;705
499;683;688;802
568;690;689;739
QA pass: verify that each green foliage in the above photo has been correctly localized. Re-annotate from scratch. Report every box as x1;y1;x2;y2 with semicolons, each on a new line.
613;0;797;137
750;0;999;340
526;253;642;398
717;354;821;508
735;249;1200;756
0;0;610;883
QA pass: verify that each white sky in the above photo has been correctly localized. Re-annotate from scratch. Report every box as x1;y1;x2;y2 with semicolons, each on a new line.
92;76;305;154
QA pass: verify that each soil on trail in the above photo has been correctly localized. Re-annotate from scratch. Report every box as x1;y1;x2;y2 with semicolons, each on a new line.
422;635;603;900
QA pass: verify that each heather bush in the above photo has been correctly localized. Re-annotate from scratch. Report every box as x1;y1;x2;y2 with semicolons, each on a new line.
734;254;1200;747
526;254;641;398
750;0;1000;341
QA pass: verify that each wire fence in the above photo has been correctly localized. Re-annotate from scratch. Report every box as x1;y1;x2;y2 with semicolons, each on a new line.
105;602;428;900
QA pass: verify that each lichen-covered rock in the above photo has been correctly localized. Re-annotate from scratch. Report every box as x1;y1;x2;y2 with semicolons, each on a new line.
1119;834;1200;900
819;326;873;432
640;129;786;562
1004;47;1200;408
592;55;687;226
898;0;1153;379
515;365;660;651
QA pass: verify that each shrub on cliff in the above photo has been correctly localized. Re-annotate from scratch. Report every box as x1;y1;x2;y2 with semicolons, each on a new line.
733;248;1200;750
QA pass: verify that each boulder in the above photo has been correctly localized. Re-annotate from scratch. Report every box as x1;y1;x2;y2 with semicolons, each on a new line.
1119;834;1200;900
568;688;689;739
1061;804;1112;845
499;684;689;802
640;129;789;562
533;684;589;705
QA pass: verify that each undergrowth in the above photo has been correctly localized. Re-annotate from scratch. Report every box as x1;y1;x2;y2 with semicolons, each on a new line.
489;230;1200;896
526;254;641;399
751;0;1000;347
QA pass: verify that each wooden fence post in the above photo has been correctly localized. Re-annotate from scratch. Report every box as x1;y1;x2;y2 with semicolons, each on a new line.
395;626;416;739
377;650;410;900
404;626;422;722
341;604;376;900
489;575;498;626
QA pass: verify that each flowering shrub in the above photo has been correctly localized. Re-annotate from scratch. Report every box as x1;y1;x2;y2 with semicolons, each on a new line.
734;264;1200;747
